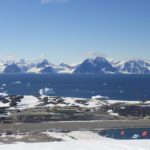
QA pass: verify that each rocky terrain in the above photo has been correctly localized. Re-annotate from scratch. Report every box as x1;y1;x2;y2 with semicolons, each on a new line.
0;95;150;124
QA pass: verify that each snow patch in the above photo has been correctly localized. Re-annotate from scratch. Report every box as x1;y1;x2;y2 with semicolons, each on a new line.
0;140;150;150
16;96;40;110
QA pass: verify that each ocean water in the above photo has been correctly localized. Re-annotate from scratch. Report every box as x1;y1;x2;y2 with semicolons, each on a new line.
0;74;150;100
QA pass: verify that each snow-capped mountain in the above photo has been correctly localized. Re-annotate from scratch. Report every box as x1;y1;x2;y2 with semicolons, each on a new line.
40;66;56;74
36;59;50;68
114;60;150;74
53;63;76;74
4;63;22;73
26;59;56;74
0;59;75;74
0;57;149;74
74;57;118;74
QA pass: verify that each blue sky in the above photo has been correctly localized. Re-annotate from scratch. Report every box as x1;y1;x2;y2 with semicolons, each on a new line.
0;0;150;64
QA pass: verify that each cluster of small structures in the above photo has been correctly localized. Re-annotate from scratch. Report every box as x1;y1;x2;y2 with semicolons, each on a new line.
0;95;150;124
104;102;150;118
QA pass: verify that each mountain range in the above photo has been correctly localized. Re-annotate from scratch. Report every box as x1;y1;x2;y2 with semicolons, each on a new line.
0;57;150;74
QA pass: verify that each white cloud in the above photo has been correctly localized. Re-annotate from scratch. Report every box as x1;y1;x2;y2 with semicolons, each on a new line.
38;54;46;59
80;51;107;59
5;54;19;61
41;0;71;5
41;0;52;4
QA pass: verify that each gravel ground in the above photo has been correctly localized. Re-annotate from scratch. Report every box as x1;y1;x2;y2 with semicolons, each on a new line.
1;119;150;132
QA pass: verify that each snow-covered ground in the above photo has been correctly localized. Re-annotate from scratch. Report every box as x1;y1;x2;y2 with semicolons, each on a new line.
106;99;150;105
0;95;106;109
1;94;150;110
15;96;41;110
0;131;150;150
44;131;103;141
0;139;150;150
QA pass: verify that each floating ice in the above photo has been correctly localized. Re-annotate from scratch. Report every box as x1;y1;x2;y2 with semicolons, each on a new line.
12;81;22;84
76;89;79;91
2;84;6;87
39;87;56;96
120;90;124;93
27;83;31;87
102;83;107;86
0;92;8;97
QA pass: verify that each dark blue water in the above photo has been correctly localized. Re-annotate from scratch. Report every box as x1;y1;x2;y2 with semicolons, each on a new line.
0;74;150;100
99;128;150;139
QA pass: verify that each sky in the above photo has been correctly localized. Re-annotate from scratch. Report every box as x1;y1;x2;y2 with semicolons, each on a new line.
0;0;150;64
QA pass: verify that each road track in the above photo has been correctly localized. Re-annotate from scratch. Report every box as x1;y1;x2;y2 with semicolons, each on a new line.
1;119;150;132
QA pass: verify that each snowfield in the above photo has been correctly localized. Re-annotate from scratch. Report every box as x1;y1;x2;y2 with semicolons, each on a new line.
0;131;150;150
16;96;40;110
0;140;150;150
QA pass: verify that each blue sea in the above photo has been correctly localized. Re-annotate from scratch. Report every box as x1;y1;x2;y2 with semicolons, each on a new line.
0;74;150;100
